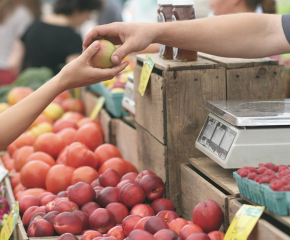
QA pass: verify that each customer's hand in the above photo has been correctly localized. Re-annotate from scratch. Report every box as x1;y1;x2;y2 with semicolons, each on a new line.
83;22;157;65
58;40;129;91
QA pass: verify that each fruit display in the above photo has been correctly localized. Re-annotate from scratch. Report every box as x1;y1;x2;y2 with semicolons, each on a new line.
17;168;224;240
234;163;290;215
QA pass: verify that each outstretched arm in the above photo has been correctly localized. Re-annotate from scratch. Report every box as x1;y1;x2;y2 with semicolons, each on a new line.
0;41;128;151
83;13;290;64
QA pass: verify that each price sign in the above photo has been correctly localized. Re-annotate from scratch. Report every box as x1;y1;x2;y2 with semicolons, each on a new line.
0;166;8;183
0;202;19;240
224;204;264;240
138;55;155;96
90;96;105;119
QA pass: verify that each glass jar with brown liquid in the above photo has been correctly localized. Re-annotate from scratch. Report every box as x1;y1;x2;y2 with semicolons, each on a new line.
158;0;174;59
172;0;198;61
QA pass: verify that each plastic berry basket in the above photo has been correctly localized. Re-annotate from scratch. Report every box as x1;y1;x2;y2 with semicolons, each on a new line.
247;180;267;206
263;186;289;216
233;172;251;199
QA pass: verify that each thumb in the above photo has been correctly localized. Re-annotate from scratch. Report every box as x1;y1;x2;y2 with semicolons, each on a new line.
111;40;134;64
81;41;100;61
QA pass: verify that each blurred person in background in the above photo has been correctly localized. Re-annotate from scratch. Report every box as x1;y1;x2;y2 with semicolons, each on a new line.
0;0;41;86
98;0;123;25
9;0;102;76
208;0;276;16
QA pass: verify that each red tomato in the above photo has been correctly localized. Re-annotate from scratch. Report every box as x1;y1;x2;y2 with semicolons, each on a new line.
94;144;122;168
34;133;65;158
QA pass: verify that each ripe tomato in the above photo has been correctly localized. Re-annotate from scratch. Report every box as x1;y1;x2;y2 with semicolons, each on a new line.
17;188;47;201
53;119;78;133
26;151;55;167
75;123;103;151
34;133;65;158
57;128;77;146
94;144;122;168
29;114;54;129
14;146;34;172
20;160;50;188
9;132;36;153
56;146;68;165
45;164;75;194
13;183;27;196
61;99;85;113
66;142;99;169
10;173;20;189
99;157;138;177
71;166;99;185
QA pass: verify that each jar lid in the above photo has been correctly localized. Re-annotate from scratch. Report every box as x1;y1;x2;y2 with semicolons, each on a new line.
172;0;194;5
158;0;173;4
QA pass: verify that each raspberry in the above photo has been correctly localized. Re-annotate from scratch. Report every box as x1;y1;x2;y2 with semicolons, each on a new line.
281;185;290;191
270;179;284;191
265;163;276;172
258;163;265;168
259;175;271;184
254;176;261;183
257;167;267;175
263;169;276;176
247;167;258;173
247;172;257;180
278;165;288;172
238;169;250;177
278;170;290;177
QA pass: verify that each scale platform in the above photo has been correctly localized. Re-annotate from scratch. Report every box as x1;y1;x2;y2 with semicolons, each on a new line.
195;99;290;168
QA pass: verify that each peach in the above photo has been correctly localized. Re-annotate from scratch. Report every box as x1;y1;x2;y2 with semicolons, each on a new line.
207;231;225;240
89;208;117;234
121;172;138;182
105;202;129;224
91;178;102;188
122;215;142;236
81;202;100;218
38;192;53;202
151;198;175;214
54;200;79;213
57;191;67;197
27;219;54;237
30;212;46;223
135;170;156;183
139;175;165;200
58;233;79;240
22;206;46;228
157;210;179;224
19;195;39;216
89;40;116;69
169;218;188;235
144;216;169;235
94;237;118;240
54;212;83;235
180;224;204;240
154;229;181;240
57;128;77;146
74;210;90;231
99;168;121;187
126;229;156;240
119;183;145;208
40;194;57;206
116;180;134;192
133;216;150;230
80;230;102;240
68;182;96;207
97;187;119;207
192;200;223;233
43;211;59;225
106;225;126;240
130;204;154;218
187;233;211;240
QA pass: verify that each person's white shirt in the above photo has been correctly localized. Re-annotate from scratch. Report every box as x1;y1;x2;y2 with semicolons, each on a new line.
207;4;264;17
0;5;33;69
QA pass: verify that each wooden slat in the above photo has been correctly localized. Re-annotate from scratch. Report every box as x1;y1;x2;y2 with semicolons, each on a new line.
81;88;99;116
98;109;112;144
136;123;167;187
227;65;285;100
112;119;139;171
199;52;278;69
228;199;290;240
165;68;226;213
181;164;228;230
136;53;217;71
189;157;239;197
134;65;166;144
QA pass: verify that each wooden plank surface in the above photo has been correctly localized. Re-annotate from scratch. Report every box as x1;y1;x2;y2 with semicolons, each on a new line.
227;65;285;100
181;164;228;230
189;157;239;197
228;199;290;240
98;109;112;144
199;52;278;69
165;68;226;213
134;64;166;144
112;119;139;171
136;53;217;71
81;88;99;116
136;123;167;188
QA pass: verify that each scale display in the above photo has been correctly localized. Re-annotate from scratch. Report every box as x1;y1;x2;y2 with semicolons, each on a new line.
197;116;237;161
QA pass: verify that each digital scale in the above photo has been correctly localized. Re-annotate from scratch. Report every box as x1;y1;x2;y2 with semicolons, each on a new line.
195;100;290;169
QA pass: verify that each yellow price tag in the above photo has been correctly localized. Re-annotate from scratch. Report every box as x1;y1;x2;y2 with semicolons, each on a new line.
90;96;105;119
138;55;155;96
225;204;264;240
0;202;19;240
74;88;81;99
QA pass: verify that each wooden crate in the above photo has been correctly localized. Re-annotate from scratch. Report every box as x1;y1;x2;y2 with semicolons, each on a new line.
134;53;285;213
111;118;139;171
228;198;290;240
180;157;239;230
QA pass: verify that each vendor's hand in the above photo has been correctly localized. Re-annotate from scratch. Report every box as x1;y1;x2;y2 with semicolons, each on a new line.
83;22;157;65
58;41;129;91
